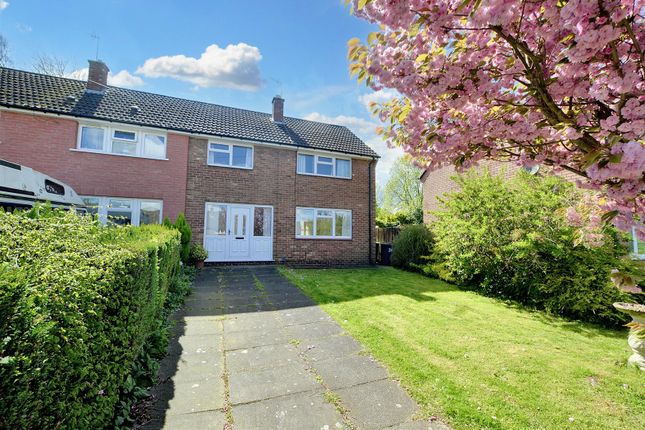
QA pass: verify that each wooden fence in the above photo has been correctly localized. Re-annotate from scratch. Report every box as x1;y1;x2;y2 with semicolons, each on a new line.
375;227;400;244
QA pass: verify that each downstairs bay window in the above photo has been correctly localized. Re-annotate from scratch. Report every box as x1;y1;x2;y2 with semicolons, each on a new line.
80;196;163;226
296;207;351;239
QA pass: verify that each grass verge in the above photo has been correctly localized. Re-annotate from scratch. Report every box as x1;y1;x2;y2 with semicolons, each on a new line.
280;266;644;430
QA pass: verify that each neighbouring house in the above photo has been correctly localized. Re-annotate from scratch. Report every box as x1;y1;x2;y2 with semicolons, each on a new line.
421;160;644;258
0;61;378;265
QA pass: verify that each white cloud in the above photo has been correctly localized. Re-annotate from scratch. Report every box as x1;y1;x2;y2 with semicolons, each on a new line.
67;68;144;88
0;1;9;11
358;89;399;111
16;23;31;33
136;43;262;91
303;112;404;184
109;70;145;87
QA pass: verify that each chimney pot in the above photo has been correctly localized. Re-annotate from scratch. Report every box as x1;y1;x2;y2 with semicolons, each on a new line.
86;60;109;93
272;96;284;123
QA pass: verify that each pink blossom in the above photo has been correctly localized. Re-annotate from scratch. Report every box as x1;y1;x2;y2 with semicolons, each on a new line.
350;0;645;237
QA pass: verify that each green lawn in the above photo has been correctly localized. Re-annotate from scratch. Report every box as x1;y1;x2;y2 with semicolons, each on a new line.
280;267;645;430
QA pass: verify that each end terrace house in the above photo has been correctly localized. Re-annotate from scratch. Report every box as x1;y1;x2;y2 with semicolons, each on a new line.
0;61;379;265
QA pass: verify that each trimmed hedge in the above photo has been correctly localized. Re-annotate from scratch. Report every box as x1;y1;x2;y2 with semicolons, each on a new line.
0;208;181;428
427;170;632;327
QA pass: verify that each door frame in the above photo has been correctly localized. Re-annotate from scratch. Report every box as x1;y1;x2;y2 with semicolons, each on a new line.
203;202;274;262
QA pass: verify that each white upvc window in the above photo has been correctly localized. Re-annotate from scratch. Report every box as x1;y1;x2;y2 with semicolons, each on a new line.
297;152;352;179
77;123;167;159
207;142;253;169
295;207;352;239
80;196;163;226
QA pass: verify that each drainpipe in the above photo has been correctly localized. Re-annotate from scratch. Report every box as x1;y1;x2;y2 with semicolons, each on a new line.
368;157;375;265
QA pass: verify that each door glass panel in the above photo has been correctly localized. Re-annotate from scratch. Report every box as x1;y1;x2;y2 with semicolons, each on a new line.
254;207;272;236
233;214;240;235
206;205;226;235
241;214;247;235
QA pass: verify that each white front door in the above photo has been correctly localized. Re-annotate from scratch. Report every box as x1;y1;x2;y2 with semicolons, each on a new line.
203;203;273;262
229;206;250;259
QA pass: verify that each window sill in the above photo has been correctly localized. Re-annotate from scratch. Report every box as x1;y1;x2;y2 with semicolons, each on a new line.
296;172;352;180
295;236;352;241
207;163;254;170
70;148;168;161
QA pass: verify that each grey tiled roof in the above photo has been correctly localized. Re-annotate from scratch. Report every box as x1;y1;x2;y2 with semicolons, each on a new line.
0;67;379;158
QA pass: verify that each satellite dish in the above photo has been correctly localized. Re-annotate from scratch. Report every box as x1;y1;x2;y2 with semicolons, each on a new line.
523;165;540;175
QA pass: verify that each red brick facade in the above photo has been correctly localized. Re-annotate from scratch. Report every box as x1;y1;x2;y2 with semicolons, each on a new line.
0;109;189;220
185;137;376;265
421;160;580;223
0;109;376;265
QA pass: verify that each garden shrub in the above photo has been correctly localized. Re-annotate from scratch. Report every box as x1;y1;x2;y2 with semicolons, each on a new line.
0;208;181;429
391;224;433;270
173;213;192;263
427;170;631;326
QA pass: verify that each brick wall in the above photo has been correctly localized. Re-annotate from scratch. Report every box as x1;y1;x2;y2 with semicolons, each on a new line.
185;137;376;265
0;110;189;220
421;159;581;224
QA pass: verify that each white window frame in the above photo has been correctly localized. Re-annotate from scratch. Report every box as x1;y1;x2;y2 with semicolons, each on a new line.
207;141;254;169
297;151;352;179
632;227;645;260
80;196;163;226
75;122;167;160
295;207;352;240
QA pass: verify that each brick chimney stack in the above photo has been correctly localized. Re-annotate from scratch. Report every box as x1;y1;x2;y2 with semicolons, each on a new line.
272;96;284;123
86;60;109;93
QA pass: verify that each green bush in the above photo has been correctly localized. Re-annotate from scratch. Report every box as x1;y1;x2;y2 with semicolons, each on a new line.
391;224;433;270
173;213;192;263
189;243;208;263
0;208;181;429
428;170;631;326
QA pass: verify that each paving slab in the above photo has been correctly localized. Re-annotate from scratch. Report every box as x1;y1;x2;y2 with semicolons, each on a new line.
182;319;223;336
284;320;345;341
224;328;290;351
173;360;222;383
222;311;284;333
178;334;221;356
313;354;389;389
300;334;363;362
387;420;451;430
336;379;419;429
232;390;344;430
278;306;334;325
166;380;225;415
228;362;320;404
226;343;300;372
161;410;226;429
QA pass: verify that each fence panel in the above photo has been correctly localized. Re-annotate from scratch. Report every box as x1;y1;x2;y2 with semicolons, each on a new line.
375;227;400;244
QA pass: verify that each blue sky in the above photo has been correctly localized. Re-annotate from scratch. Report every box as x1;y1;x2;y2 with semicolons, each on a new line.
0;0;402;183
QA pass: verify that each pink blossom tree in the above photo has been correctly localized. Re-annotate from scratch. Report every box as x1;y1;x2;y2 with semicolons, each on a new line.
348;0;645;237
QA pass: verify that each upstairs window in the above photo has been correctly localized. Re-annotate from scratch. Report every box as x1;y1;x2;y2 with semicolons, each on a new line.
208;142;253;169
77;124;166;159
297;153;352;178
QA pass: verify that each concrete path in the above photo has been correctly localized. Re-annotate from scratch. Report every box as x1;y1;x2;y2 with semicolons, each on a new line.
141;266;447;430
